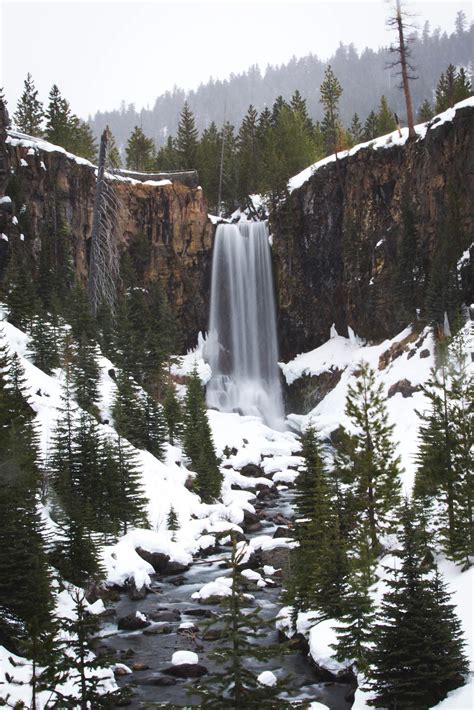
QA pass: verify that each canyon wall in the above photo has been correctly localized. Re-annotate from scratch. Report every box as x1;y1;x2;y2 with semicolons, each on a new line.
1;135;214;350
272;103;474;360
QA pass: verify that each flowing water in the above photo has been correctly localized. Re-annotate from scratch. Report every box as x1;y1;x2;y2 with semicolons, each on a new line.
205;221;285;430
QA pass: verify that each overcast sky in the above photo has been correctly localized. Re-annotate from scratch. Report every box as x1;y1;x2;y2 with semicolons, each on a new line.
1;0;471;119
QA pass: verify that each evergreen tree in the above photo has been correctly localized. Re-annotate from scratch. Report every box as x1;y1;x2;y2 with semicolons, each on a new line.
334;362;402;552
319;65;343;155
155;134;178;171
163;381;184;445
196;122;220;210
435;64;472;113
102;435;148;535
290;89;314;133
106;129;122;169
125;126;155;171
167;505;179;541
52;591;122;709
414;332;473;567
69;116;98;162
348;113;364;145
288;426;348;621
236;104;260;200
3;237;37;331
195;533;293;708
28;311;61;375
13;73;43;136
376;95;397;134
45;84;73;148
183;367;222;502
363;110;379;140
366;503;468;709
112;368;146;448
141;391;167;460
176;101;199;169
0;344;54;651
70;334;101;415
417;99;434;122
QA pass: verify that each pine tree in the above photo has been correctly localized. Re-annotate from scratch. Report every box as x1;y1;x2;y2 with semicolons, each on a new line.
13;73;43;136
435;64;472;113
176;101;199;169
163;380;184;445
319;65;343;155
70;333;101;414
363;110;379;140
417;99;434;122
236;105;259;200
366;503;468;709
28;311;60;375
106;129;122;169
125;126;155;171
4;237;37;330
287;426;347;621
0;344;54;651
69;116;98;162
45;84;73;148
52;591;122;709
112;368;146;448
334;362;402;552
194;533;293;708
167;505;179;541
348;113;364;145
141;391;167;460
183;367;222;502
376;95;397;135
156;135;178;171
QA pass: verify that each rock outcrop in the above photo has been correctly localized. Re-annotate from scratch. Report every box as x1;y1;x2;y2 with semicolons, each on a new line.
272;104;474;359
2;136;214;349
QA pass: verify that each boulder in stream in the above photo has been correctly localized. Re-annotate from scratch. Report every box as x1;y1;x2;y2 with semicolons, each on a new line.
135;548;190;576
163;663;208;678
117;612;150;631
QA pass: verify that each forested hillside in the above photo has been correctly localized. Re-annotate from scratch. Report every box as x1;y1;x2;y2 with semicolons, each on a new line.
89;17;472;148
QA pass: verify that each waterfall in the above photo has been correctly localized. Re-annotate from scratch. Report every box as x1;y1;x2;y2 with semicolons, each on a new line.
205;220;285;429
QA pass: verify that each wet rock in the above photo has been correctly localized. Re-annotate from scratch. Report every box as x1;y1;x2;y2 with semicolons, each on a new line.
120;648;135;659
131;662;150;671
285;368;342;415
114;664;131;677
221;530;248;545
239;463;265;477
257;485;277;501
98;607;116;619
242;510;262;533
202;628;226;641
143;624;173;635
163;663;208;679
271;512;294;526
169;574;188;585
142;675;177;686
178;624;198;635
273;526;295;539
149;610;181;623
135;548;190;576
117;613;150;631
183;608;215;618
288;632;310;654
419;348;430;359
127;579;148;601
387;378;418;398
259;547;290;577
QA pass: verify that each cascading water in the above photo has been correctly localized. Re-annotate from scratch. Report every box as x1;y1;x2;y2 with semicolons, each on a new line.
205;220;285;429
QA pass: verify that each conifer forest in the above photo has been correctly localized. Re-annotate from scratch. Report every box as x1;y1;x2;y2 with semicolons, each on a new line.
0;1;473;709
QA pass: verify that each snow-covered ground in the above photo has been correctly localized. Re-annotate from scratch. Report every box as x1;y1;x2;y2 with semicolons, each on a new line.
288;97;474;193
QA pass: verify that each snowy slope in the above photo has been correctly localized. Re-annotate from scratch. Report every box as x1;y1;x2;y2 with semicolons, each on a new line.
288;97;474;193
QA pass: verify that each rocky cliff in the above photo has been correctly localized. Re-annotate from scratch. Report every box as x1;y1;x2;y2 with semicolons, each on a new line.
272;102;474;360
1;134;214;350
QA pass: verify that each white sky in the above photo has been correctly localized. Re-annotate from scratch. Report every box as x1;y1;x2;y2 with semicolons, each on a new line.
1;0;471;119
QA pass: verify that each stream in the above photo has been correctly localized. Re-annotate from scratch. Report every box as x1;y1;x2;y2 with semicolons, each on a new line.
101;486;354;709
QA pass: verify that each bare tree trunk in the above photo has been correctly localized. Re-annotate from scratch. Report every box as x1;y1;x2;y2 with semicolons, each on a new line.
396;0;416;140
89;128;108;315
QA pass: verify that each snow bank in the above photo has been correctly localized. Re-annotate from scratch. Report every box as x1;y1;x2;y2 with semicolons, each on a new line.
191;575;232;600
309;619;351;674
289;97;474;193
257;670;277;686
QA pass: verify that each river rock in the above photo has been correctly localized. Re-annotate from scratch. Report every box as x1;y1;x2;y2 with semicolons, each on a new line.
183;608;214;618
149;610;181;622
257;485;277;500
259;547;290;576
142;675;177;686
117;613;150;631
143;624;173;635
127;578;148;601
239;463;265;477
242;510;262;533
163;663;208;679
135;548;190;576
273;526;295;539
131;662;150;671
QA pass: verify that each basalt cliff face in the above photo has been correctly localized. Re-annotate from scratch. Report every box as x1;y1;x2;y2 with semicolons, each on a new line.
1;136;213;350
272;104;474;361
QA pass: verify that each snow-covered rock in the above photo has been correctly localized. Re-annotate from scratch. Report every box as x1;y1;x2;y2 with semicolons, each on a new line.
172;650;199;666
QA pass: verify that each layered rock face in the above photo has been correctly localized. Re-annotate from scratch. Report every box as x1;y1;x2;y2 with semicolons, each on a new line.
3;139;213;350
272;104;474;360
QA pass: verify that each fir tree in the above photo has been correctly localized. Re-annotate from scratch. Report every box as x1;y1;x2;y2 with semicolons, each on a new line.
13;73;43;136
183;367;222;502
69;116;97;162
319;65;343;155
112;368;146;448
366;503;468;709
156;135;179;171
28;311;61;375
376;95;396;135
125;126;155;171
435;64;472;113
163;380;184;445
106;129;122;169
52;591;122;709
4;237;37;330
334;362;402;552
194;533;294;708
45;84;73;148
70;334;101;415
141;391;167;460
236;104;259;200
167;505;179;541
348;113;364;145
363;110;379;140
176;101;199;169
417;99;434;122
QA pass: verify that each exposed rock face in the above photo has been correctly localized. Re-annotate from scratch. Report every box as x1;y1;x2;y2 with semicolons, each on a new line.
272;105;474;360
3;139;214;349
